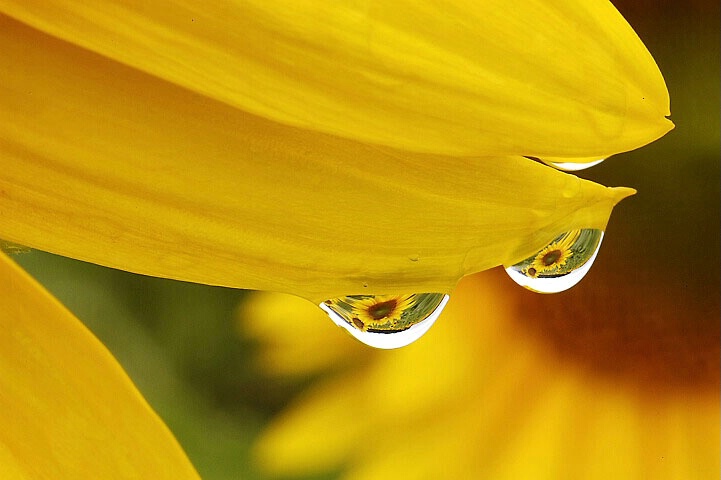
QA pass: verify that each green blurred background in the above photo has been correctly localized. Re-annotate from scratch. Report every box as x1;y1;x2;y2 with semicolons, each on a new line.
14;1;719;479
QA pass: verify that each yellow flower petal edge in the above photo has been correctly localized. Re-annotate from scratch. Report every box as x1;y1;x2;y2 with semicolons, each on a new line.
0;16;634;303
0;252;200;479
0;1;671;158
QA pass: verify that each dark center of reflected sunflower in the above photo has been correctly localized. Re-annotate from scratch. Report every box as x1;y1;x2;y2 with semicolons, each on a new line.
368;300;397;320
542;250;562;266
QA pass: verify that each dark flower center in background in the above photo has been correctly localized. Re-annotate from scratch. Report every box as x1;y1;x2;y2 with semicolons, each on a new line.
511;260;719;395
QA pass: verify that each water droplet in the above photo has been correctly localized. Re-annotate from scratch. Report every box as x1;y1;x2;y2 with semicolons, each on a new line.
319;293;449;349
504;229;604;293
526;156;607;171
409;254;420;262
545;158;605;171
0;240;31;255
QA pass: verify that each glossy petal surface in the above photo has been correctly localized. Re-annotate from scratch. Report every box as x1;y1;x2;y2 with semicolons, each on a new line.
0;16;634;302
0;1;671;158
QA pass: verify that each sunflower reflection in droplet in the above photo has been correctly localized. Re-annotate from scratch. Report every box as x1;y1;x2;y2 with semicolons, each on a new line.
505;229;604;293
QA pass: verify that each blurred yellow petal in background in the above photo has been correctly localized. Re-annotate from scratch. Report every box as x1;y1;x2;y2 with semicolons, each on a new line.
0;252;199;479
0;13;637;302
240;291;370;376
246;271;719;479
1;0;670;158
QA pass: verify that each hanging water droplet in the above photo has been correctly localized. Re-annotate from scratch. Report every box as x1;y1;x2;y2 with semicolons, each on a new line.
504;229;604;293
545;158;605;171
319;293;449;349
544;157;608;171
526;156;607;171
0;240;31;255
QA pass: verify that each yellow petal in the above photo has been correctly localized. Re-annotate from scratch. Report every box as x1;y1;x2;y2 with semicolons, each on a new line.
0;251;199;479
0;1;671;158
0;16;633;302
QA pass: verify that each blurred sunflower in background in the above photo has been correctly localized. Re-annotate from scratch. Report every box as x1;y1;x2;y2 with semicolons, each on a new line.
243;268;719;479
0;0;717;479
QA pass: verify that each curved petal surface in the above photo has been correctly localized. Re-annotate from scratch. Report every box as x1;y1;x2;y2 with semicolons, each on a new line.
0;16;633;302
0;1;671;158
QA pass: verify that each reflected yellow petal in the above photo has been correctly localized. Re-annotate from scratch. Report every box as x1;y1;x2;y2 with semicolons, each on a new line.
0;16;633;302
1;1;671;157
0;252;199;479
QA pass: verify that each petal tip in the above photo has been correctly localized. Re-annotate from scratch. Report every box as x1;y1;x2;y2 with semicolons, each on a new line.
664;117;675;132
610;186;637;204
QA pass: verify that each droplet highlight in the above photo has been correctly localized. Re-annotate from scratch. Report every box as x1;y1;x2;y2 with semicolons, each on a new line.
544;158;605;171
526;156;607;171
504;229;604;293
319;293;449;349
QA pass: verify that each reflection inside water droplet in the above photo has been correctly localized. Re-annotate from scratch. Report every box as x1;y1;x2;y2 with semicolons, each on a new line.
504;229;604;293
319;293;449;349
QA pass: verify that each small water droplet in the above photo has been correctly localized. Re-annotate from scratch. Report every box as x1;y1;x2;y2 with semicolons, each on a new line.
504;229;604;293
409;254;420;262
0;240;31;255
545;158;605;171
319;293;449;349
526;156;607;171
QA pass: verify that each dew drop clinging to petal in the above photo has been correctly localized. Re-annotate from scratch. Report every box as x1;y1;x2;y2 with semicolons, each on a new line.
526;156;607;171
544;158;606;171
504;229;604;293
319;293;449;349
